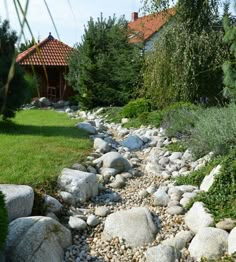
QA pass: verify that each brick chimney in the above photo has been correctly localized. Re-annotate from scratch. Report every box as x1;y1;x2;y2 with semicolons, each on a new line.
131;12;138;22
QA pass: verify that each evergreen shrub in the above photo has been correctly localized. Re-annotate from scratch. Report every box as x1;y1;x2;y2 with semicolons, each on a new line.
0;191;8;250
122;98;151;118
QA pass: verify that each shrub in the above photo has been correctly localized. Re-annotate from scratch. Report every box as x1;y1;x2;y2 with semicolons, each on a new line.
24;73;39;100
101;107;123;123
0;20;31;119
189;103;236;157
66;14;143;109
122;98;151;118
161;102;199;137
0;191;8;250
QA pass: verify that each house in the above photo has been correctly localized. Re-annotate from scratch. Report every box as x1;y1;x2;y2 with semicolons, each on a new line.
16;33;74;101
128;9;175;52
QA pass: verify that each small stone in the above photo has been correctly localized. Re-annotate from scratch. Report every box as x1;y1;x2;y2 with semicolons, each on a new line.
71;163;87;172
95;206;110;217
87;214;100;227
138;189;149;198
167;206;184;215
146;185;158;194
153;189;170;207
68;216;87;230
216;218;236;231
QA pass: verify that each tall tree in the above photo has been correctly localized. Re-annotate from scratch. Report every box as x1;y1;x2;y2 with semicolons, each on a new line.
222;0;236;100
142;0;229;108
66;14;143;109
0;20;30;119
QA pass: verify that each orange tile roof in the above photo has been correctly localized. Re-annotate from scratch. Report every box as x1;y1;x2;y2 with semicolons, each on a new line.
16;34;73;66
128;8;175;44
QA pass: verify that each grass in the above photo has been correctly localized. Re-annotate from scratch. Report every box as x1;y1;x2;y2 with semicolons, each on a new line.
0;109;92;190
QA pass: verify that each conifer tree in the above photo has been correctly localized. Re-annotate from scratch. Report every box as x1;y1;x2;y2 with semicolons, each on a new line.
0;20;30;119
222;1;236;100
66;14;142;109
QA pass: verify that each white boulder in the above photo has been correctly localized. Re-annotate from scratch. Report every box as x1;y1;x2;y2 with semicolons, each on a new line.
0;184;34;222
188;227;228;261
228;227;236;255
58;168;98;203
145;244;179;262
153;189;170;207
184;202;214;233
94;152;132;173
200;165;221;192
103;207;159;247
94;138;111;153
6;216;71;262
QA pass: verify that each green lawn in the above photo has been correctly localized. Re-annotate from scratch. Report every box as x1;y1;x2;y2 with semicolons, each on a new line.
0;109;92;189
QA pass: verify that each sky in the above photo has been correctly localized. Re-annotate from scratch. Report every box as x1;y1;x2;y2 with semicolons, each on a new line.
0;0;143;47
0;0;235;47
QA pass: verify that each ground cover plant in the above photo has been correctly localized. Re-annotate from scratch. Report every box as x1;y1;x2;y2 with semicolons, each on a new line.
181;149;236;222
0;110;92;188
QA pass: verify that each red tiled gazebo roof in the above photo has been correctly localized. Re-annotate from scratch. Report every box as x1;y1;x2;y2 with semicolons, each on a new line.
128;8;175;44
16;34;73;66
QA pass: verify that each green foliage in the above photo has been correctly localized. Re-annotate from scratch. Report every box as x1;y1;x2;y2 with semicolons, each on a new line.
165;142;187;153
0;191;8;250
122;98;151;118
175;158;222;187
142;0;229;108
24;73;39;100
188;149;236;222
18;38;36;53
188;103;236;157
0;20;30;119
161;102;199;137
222;3;236;101
100;107;123;123
66;14;143;109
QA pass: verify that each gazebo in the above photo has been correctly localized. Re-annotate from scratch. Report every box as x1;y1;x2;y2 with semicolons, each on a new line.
16;33;75;101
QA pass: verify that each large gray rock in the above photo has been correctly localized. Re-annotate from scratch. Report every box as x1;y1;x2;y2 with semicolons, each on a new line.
200;165;221;192
145;244;179;262
6;216;72;262
58;168;98;203
188;227;228;261
103;207;158;247
184;202;214;233
76;122;97;134
94;138;111;153
0;184;34;222
228;227;236;255
119;135;144;150
94;152;132;173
